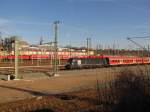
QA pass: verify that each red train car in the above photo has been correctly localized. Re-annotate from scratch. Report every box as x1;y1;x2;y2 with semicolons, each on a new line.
103;55;150;65
29;55;50;59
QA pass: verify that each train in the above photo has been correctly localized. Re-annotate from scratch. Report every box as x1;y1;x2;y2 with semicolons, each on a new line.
1;54;150;69
0;55;50;60
65;55;150;69
0;54;70;60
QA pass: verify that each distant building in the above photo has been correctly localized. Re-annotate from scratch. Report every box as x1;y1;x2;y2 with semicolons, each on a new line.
37;42;54;50
19;40;29;48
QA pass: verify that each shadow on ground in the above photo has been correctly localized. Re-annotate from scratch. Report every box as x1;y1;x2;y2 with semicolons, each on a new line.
0;85;49;96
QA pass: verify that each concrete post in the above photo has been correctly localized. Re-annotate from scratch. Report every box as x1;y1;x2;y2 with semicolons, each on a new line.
53;21;59;76
15;40;19;79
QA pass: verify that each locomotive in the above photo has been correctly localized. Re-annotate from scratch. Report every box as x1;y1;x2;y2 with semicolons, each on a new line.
65;55;150;69
65;56;109;69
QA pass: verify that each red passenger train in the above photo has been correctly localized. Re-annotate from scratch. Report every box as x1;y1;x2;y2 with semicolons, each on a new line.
0;54;73;60
65;55;150;69
0;55;50;60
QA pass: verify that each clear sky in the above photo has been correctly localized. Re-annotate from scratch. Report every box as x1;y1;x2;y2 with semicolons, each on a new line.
0;0;150;49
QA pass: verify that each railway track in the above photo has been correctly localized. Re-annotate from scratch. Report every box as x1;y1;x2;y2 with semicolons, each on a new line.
0;65;65;75
0;63;149;76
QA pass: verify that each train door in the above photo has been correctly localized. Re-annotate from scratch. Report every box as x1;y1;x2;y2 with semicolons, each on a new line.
103;58;109;66
120;59;123;64
77;59;82;68
77;59;81;65
72;59;77;68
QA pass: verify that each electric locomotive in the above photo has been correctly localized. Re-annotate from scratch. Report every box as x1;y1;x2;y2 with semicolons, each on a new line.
65;57;109;69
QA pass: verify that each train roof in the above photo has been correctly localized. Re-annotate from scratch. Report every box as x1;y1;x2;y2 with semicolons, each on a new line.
72;55;150;59
73;55;104;59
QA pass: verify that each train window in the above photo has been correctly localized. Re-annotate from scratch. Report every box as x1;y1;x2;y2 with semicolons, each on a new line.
67;58;73;64
72;59;78;65
96;58;100;64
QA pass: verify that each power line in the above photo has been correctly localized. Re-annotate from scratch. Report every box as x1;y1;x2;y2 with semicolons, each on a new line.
127;36;150;50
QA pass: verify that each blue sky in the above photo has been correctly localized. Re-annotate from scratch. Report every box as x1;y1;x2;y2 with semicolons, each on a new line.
0;0;150;49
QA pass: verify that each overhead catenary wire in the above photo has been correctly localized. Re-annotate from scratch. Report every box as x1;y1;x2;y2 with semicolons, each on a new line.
127;36;150;50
